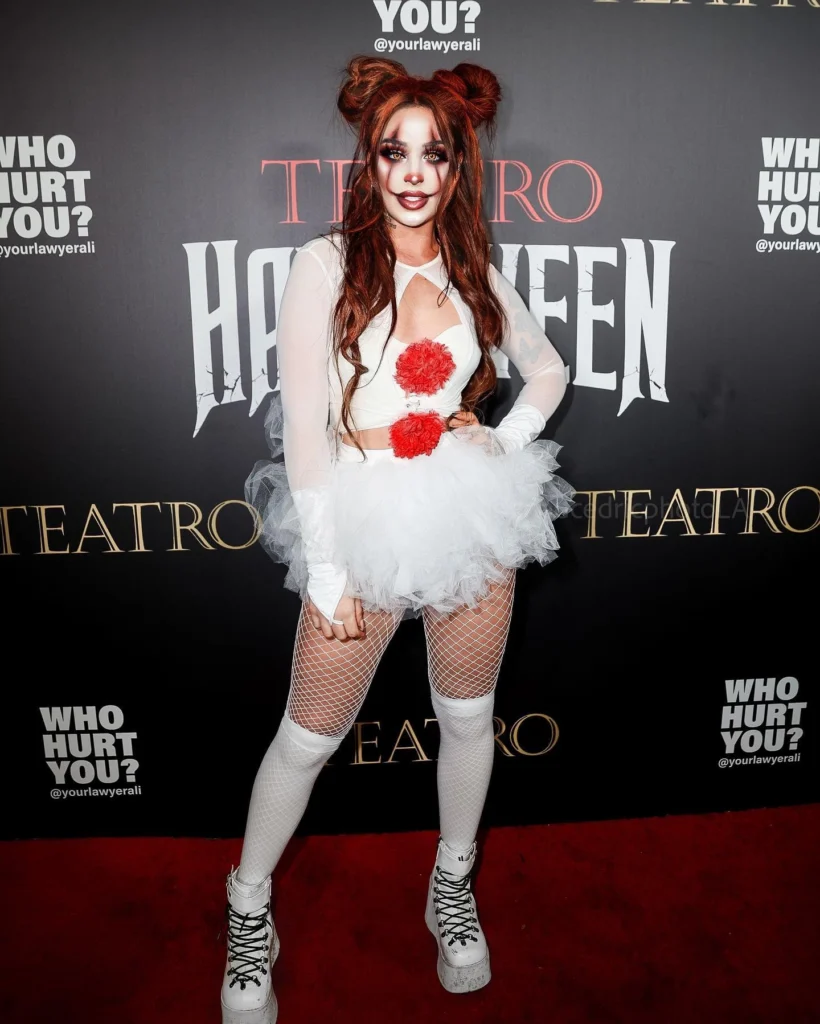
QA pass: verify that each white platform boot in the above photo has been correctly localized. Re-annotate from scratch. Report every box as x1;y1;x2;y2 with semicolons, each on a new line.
221;868;281;1024
424;836;491;993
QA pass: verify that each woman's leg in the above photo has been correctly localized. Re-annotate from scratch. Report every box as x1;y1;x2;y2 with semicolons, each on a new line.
421;567;516;993
237;600;404;886
422;567;517;854
223;601;403;1021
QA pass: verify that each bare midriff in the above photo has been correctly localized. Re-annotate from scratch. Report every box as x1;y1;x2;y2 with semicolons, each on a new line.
340;425;393;449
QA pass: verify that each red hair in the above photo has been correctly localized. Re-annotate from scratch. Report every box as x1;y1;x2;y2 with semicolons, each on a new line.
330;55;506;459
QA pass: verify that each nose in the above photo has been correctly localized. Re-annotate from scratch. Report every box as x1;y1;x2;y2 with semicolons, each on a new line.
404;150;425;185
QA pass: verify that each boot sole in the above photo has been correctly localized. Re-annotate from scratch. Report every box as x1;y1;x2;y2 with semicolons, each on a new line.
221;929;281;1024
425;891;492;993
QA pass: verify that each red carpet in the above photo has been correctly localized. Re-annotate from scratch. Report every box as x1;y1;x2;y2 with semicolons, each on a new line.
2;805;819;1024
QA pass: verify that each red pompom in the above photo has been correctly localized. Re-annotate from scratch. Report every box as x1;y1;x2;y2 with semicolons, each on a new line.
394;338;456;395
389;411;446;459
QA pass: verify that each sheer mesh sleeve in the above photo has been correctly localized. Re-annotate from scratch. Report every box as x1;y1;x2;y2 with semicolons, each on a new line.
489;262;568;451
277;242;335;496
276;239;348;623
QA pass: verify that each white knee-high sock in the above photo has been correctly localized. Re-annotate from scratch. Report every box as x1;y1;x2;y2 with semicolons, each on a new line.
237;713;343;886
430;688;497;855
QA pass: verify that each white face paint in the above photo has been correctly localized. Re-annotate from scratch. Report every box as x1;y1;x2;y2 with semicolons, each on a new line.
376;105;451;230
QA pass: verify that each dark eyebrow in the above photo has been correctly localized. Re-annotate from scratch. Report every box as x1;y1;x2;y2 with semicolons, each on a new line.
380;136;446;148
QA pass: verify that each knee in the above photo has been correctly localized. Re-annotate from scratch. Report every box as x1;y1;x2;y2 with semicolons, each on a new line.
430;687;496;736
274;712;347;766
286;705;352;740
427;659;501;701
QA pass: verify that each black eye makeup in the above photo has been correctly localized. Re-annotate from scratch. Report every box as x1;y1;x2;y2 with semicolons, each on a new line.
425;145;449;164
378;138;449;164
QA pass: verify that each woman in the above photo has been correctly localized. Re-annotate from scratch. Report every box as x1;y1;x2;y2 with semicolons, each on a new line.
222;56;574;1023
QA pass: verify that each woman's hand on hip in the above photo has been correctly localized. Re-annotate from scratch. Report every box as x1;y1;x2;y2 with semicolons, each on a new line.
307;594;366;641
449;409;479;429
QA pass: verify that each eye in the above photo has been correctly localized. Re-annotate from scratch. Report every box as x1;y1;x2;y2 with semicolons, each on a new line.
380;146;405;162
424;149;448;164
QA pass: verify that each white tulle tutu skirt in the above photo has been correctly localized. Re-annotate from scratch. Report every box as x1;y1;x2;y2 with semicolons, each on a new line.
245;393;575;621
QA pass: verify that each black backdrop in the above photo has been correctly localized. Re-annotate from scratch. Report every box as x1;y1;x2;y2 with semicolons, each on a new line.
2;0;817;841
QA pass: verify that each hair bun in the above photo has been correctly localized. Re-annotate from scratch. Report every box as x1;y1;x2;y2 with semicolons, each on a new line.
433;63;501;130
338;55;408;126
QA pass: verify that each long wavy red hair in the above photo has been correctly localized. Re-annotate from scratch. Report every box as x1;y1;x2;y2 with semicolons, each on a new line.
330;56;507;458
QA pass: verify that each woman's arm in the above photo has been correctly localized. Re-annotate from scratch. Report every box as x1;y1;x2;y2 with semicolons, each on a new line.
276;242;348;624
488;262;568;452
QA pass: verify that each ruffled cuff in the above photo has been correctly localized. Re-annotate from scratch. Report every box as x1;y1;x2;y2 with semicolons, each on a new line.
291;487;348;624
449;423;507;457
493;402;547;454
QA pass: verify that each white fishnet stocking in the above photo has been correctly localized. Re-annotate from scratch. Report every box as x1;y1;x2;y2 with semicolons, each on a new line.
423;567;517;854
285;601;404;737
237;601;403;885
236;712;340;886
237;569;516;884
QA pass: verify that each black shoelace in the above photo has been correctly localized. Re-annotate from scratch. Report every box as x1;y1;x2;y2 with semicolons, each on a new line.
433;866;480;947
225;903;271;989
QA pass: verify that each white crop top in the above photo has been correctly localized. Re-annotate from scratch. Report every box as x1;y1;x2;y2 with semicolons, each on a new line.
275;232;568;496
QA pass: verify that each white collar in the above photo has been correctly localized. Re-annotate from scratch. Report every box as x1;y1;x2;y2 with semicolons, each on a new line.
393;249;448;299
394;250;443;271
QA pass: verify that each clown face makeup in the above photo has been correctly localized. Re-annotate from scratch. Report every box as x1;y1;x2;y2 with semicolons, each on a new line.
377;105;451;230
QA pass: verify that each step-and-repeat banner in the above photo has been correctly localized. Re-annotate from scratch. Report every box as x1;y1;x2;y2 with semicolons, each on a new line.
2;1;817;841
